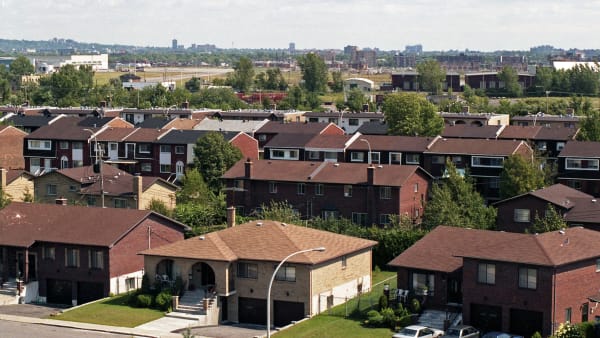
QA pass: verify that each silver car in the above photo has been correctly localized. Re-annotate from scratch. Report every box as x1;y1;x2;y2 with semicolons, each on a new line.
443;325;480;338
393;325;445;338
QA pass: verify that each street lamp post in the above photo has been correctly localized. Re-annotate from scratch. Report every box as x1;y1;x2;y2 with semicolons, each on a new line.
360;139;371;164
84;128;105;208
267;247;325;338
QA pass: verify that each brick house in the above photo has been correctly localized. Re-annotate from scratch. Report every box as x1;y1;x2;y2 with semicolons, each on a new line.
0;202;187;305
222;159;432;225
344;135;436;167
255;122;344;157
32;164;177;209
0;125;27;170
0;169;34;202
388;226;600;337
304;111;385;134
557;141;600;195
511;114;579;129
140;219;376;326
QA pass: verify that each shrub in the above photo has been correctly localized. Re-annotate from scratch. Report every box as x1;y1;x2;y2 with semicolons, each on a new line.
378;295;388;311
126;290;139;307
136;294;153;308
555;323;583;338
141;274;152;294
577;322;595;338
395;303;410;317
410;298;421;314
397;314;414;327
155;290;173;311
531;332;542;338
381;307;397;329
365;310;383;327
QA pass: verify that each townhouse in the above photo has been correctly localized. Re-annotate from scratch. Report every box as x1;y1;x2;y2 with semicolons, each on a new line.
304;111;385;134
0;125;28;169
556;141;600;195
256;121;344;157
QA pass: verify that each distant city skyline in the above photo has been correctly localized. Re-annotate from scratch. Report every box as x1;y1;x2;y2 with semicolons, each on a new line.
0;0;598;52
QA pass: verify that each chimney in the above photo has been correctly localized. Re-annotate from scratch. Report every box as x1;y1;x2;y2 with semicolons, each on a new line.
133;175;143;210
367;165;375;185
99;100;107;108
227;206;236;228
55;197;67;206
182;101;190;109
244;158;253;178
0;168;6;191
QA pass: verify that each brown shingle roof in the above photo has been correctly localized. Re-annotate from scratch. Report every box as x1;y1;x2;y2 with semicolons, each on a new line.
6;170;33;184
558;141;600;157
346;135;435;152
498;126;542;139
0;202;185;248
256;121;338;134
96;128;138;142
426;138;528;156
388;226;600;271
122;128;169;142
305;134;353;150
529;184;592;207
140;220;376;264
26;117;102;140
442;125;503;139
564;198;600;224
535;127;578;141
223;160;429;186
264;133;317;148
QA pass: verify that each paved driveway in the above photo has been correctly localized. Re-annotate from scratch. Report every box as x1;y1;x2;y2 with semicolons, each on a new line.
0;304;65;318
180;324;267;338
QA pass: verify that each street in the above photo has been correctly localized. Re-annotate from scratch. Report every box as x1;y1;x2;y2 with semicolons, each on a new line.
0;320;134;338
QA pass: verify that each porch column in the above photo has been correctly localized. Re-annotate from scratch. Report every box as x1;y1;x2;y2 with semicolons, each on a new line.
23;248;29;283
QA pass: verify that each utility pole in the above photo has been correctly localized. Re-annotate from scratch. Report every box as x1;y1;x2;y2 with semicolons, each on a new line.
85;129;105;208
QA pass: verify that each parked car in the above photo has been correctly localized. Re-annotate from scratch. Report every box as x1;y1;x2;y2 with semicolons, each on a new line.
393;325;445;338
482;332;524;338
443;325;480;338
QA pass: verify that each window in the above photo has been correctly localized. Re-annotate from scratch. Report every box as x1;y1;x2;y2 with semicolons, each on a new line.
324;152;337;161
160;145;171;153
234;180;244;189
126;277;136;290
370;152;380;164
566;158;599;170
472;156;504;168
322;210;338;219
380;186;392;199
65;248;80;268
344;185;352;197
308;151;319;160
89;250;104;269
160;164;172;173
270;149;299;160
60;156;69;169
349;118;359;126
59;141;69;149
341;256;347;269
315;184;324;196
352;212;368;226
477;263;496;285
73;160;83;168
269;181;277;194
351;152;365;162
237;262;258;279
126;143;135;157
431;156;445;164
390;152;402;165
538;141;547;151
114;199;128;208
87;196;96;206
175;146;185;154
411;272;434;295
380;214;391;225
297;183;305;195
452;156;462;164
46;184;57;196
141;162;152;172
275;265;296;282
489;178;500;189
596;258;600;272
557;142;565;151
414;183;419;193
138;144;151;153
28;140;52;150
565;307;572;323
42;247;55;260
69;185;77;192
518;267;537;289
514;209;531;222
406;154;420;164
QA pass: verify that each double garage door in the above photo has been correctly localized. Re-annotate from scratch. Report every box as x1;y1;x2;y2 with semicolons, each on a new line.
46;279;104;305
238;297;304;327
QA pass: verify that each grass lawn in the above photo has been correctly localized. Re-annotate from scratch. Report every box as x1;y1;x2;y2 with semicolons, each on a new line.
274;270;397;337
49;294;165;327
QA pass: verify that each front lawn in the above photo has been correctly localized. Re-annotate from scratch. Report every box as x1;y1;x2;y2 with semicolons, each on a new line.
49;294;165;327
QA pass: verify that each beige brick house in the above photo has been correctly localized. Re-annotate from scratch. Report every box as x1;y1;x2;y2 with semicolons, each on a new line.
0;169;34;202
140;219;376;327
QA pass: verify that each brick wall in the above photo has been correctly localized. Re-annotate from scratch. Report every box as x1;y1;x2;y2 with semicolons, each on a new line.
231;133;259;161
0;127;26;169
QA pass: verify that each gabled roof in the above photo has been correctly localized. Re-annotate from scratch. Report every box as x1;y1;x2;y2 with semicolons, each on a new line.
122;128;168;143
442;125;503;139
165;118;201;130
425;138;528;156
140;220;376;264
223;160;431;186
0;125;27;136
497;126;542;140
256;121;340;134
6;170;33;184
535;127;578;141
558;141;600;158
264;133;317;148
346;135;435;152
564;198;600;224
158;129;238;144
5;115;57;128
492;184;592;209
195;118;269;133
388;225;600;271
355;121;388;135
26;117;103;141
96;127;138;142
305;134;354;150
136;117;172;129
0;202;187;248
512;114;579;122
78;116;124;128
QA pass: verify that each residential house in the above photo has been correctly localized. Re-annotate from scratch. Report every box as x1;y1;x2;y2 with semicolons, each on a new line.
211;109;306;122
441;112;510;127
388;226;600;337
2;114;62;133
533;127;578;160
222;159;431;225
355;121;388;135
442;124;504;139
141;219;376;326
512;114;579;129
556;141;600;195
0;202;187;305
194;118;269;134
32;164;177;209
303;134;357;162
345;135;437;167
494;184;593;232
256;122;344;157
304;111;385;134
0;169;34;202
0;125;28;169
120;108;208;125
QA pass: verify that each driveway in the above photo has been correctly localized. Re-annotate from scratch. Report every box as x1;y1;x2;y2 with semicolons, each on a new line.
0;304;65;318
179;323;267;338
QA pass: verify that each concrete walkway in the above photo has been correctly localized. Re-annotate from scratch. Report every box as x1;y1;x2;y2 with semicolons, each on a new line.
135;316;201;333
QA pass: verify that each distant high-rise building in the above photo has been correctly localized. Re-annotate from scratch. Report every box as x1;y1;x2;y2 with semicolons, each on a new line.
405;44;423;55
172;39;177;49
289;42;296;54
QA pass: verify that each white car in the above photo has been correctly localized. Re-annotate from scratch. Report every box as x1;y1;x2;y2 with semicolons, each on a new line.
393;325;445;338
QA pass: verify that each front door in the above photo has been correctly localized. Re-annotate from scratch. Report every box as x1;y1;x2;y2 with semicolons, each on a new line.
447;277;462;304
176;161;184;180
16;252;37;281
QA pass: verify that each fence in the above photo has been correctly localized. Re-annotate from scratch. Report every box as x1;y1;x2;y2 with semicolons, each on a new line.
323;275;397;318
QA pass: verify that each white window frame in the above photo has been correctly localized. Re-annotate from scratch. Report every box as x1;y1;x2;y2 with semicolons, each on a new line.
297;183;305;195
160;145;171;153
65;248;80;268
270;148;299;160
89;250;104;270
390;152;402;165
514;208;531;222
28;140;52;150
472;156;504;168
350;152;365;162
371;152;380;164
160;164;172;173
275;265;296;282
141;162;152;172
308;151;320;160
565;158;600;171
315;184;324;196
556;142;565;151
518;267;537;290
269;181;277;194
138;144;151;154
477;263;495;285
175;145;185;154
406;153;420;164
46;184;57;196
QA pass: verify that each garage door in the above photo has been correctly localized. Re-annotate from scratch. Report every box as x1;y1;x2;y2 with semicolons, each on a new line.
46;279;72;305
510;308;543;338
238;297;266;325
77;282;105;305
274;300;305;327
470;303;502;333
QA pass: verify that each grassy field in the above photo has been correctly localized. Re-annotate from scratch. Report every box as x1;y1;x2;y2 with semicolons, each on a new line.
49;294;165;327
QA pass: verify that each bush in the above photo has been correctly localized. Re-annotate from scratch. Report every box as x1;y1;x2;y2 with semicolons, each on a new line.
155;290;172;311
381;307;397;329
126;290;140;307
578;322;595;338
365;310;384;327
395;303;410;317
136;294;153;308
141;274;152;294
531;332;542;338
410;298;421;314
378;295;388;311
397;314;415;327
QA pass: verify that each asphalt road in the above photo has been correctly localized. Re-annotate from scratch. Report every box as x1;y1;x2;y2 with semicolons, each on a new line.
0;320;132;338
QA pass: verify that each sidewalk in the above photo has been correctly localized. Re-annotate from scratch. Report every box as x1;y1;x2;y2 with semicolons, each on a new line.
0;313;183;338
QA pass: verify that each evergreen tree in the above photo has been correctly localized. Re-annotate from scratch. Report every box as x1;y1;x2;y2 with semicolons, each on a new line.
499;155;548;199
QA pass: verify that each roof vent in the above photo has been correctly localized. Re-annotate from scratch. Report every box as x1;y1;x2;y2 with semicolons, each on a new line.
334;163;339;167
593;199;597;203
256;222;263;226
558;230;565;235
281;222;287;227
377;165;383;168
199;236;205;240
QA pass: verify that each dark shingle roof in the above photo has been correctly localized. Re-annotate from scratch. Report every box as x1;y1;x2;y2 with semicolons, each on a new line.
6;115;56;128
355;121;388;135
158;130;238;144
442;125;503;139
136;117;172;129
558;141;600;158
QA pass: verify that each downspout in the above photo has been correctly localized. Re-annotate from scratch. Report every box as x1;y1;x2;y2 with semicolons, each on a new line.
552;266;557;335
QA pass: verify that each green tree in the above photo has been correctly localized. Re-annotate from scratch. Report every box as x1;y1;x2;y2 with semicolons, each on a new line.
193;132;243;193
177;169;215;204
345;88;368;112
499;155;548;199
226;56;255;92
577;109;600;141
147;198;171;217
497;66;522;97
383;93;444;137
298;53;328;93
185;77;202;93
529;204;567;234
255;68;287;91
258;200;302;224
0;189;11;209
422;161;497;229
329;71;344;92
9;56;35;89
416;59;445;94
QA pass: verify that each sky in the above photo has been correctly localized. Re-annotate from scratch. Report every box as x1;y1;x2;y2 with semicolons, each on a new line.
1;0;599;51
